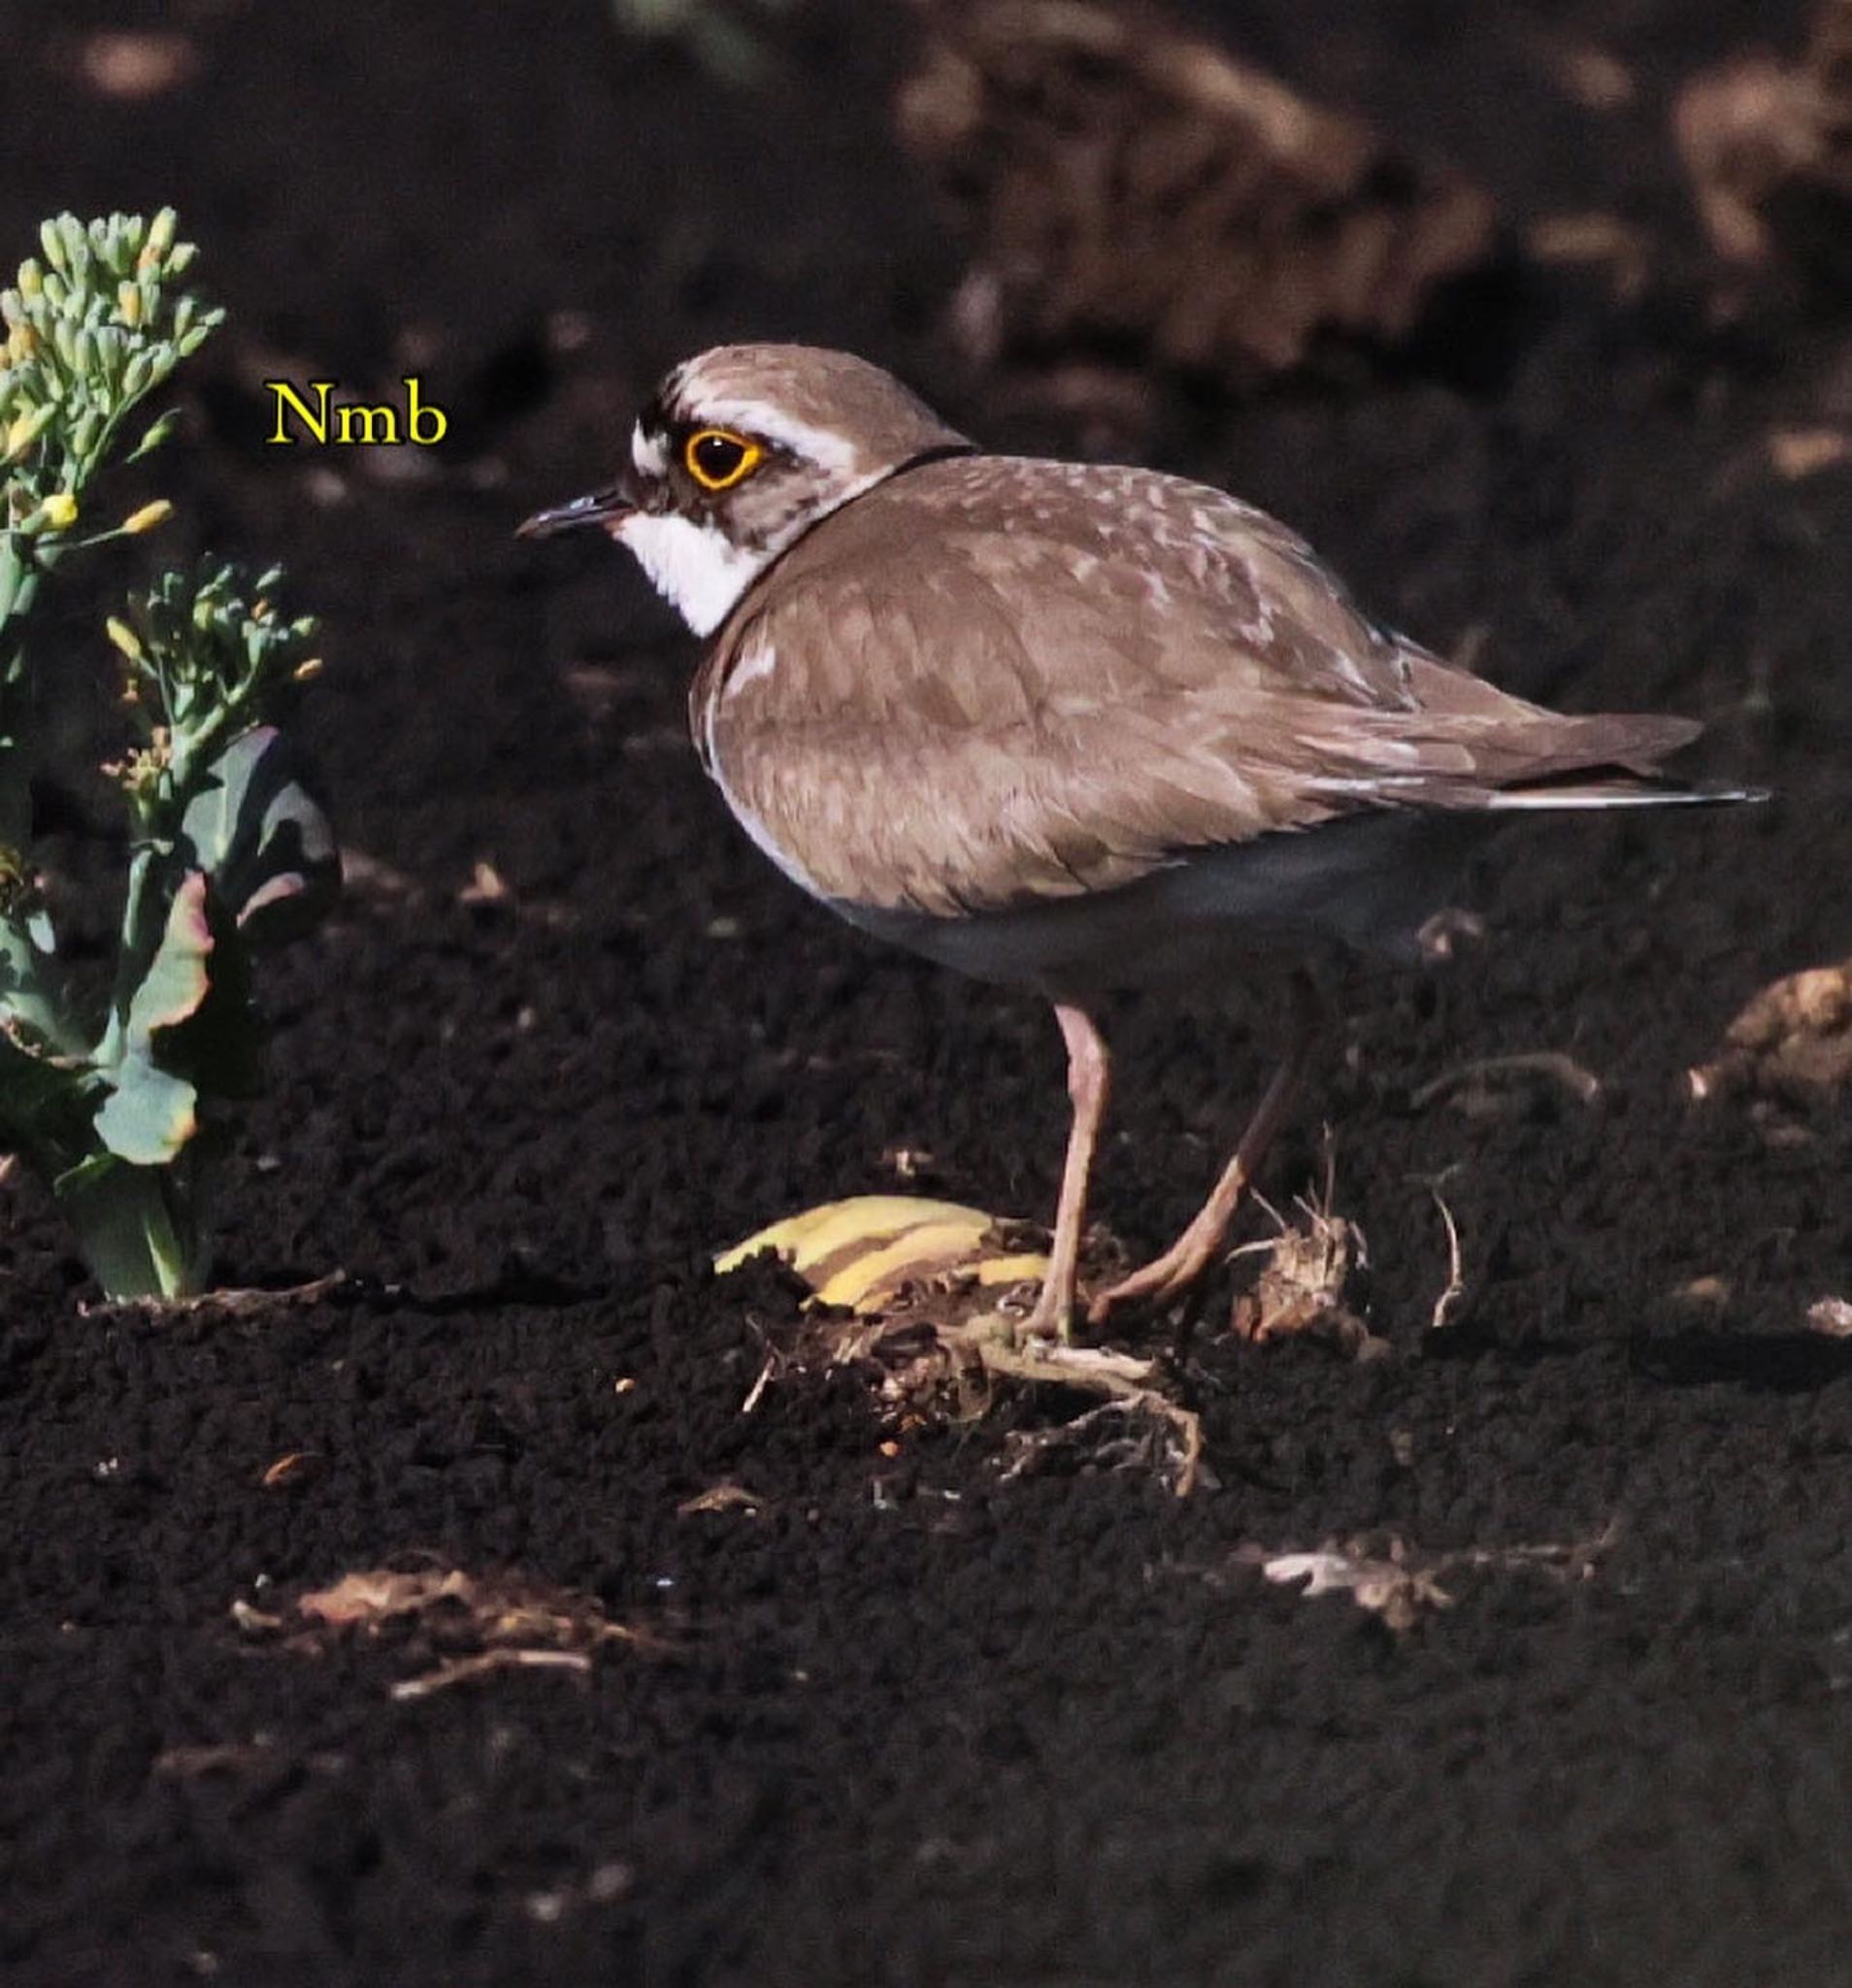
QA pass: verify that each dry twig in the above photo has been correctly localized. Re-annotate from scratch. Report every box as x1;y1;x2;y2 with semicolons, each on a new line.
1411;1050;1603;1114
1427;1183;1467;1333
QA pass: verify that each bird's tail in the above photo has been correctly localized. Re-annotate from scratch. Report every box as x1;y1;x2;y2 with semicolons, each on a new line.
1483;778;1770;812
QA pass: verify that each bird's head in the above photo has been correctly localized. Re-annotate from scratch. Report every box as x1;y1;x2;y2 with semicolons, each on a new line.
518;343;972;635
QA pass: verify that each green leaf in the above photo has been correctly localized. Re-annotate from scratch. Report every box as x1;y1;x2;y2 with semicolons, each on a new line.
123;865;215;1038
92;1058;198;1167
93;864;265;1166
178;725;340;948
91;869;214;1165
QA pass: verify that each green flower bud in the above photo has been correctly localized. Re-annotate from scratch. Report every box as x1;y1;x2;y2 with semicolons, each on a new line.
147;209;178;257
38;218;64;271
125;409;180;461
68;408;103;459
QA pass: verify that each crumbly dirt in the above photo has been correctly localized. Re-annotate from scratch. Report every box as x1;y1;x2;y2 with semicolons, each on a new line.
3;2;1851;1984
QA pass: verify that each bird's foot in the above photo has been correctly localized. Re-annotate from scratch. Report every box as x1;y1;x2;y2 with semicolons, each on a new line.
1013;1278;1074;1347
1086;1235;1219;1330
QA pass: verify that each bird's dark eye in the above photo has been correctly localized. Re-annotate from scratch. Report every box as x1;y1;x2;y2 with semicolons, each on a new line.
683;426;762;492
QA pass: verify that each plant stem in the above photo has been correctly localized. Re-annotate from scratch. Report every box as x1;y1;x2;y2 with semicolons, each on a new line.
95;841;159;1067
0;535;42;848
57;1153;206;1300
0;533;37;634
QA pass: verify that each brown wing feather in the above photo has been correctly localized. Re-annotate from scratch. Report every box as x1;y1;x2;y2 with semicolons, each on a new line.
697;455;1700;915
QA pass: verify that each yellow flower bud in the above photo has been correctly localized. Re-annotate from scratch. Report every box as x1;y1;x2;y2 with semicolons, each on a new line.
4;404;53;460
120;499;173;535
116;281;143;328
40;492;78;529
292;656;324;682
105;616;144;662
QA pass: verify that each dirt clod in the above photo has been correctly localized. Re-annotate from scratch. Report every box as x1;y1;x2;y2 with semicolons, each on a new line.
900;0;1498;381
1689;957;1852;1104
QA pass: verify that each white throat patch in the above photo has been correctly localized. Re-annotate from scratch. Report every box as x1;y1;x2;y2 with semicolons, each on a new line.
614;512;773;637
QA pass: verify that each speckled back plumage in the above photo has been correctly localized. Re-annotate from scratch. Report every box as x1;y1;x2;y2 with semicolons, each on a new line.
694;452;1698;920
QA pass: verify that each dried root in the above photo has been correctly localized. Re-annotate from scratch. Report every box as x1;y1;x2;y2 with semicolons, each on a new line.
722;1195;1203;1494
1226;1156;1381;1355
1200;1522;1620;1634
234;1564;660;1699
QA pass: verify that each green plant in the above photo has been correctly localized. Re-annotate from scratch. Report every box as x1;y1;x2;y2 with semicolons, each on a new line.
0;210;338;1299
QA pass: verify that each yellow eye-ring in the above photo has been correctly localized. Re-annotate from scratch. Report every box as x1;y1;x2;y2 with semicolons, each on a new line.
683;427;763;492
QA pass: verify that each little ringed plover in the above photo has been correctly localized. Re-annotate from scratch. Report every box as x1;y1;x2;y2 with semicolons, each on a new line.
522;344;1759;1343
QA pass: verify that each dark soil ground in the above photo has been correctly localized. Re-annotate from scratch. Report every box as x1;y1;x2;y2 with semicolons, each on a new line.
3;2;1851;1982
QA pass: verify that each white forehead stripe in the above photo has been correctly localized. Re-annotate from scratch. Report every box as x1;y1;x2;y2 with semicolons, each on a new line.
631;422;669;477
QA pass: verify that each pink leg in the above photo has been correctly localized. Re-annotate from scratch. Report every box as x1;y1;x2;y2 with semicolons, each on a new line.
1020;1004;1110;1344
1088;976;1321;1329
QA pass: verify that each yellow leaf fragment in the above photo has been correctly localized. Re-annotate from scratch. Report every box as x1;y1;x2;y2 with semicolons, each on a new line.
714;1194;1048;1316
